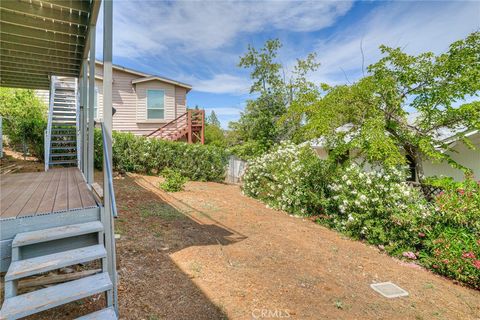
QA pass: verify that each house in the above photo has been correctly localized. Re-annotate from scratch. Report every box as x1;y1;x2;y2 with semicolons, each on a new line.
36;62;193;136
311;125;480;182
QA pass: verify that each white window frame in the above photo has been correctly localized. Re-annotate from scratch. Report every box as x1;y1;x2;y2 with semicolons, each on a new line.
146;89;165;120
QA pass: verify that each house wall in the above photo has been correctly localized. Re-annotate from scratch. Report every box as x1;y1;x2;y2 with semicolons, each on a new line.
423;132;480;181
312;132;480;181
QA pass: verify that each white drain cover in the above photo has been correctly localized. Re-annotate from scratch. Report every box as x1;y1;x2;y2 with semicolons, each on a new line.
370;282;409;298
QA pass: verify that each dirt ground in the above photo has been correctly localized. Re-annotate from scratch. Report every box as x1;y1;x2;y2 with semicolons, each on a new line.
1;155;479;319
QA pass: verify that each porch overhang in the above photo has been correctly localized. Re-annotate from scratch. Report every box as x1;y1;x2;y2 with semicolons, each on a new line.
0;0;101;90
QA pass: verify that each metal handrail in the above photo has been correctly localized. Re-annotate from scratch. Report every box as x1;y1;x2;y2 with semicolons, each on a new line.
100;122;118;217
44;76;56;171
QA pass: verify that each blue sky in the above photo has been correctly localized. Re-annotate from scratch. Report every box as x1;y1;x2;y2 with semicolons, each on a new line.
96;1;480;128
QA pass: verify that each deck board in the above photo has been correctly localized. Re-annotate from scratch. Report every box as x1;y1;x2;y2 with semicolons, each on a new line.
1;173;45;218
52;169;69;212
36;170;61;214
18;171;56;217
68;167;83;210
0;168;98;219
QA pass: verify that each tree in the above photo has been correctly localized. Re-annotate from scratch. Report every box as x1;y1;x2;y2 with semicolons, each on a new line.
207;110;221;127
289;31;480;179
204;110;227;147
229;39;319;157
0;88;47;159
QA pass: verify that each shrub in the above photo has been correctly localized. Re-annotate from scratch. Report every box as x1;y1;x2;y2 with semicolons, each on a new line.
243;142;333;216
419;227;480;289
94;130;228;181
0;88;47;159
326;164;432;254
159;168;188;192
431;177;480;231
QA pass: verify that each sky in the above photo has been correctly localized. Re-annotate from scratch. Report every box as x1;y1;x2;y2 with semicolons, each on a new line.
96;0;480;128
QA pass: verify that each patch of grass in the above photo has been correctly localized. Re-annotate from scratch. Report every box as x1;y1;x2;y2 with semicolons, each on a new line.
189;261;203;275
334;299;344;310
147;315;160;320
424;282;434;289
140;202;185;220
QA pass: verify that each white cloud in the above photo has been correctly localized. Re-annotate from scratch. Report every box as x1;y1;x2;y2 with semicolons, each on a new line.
310;1;480;85
204;107;243;117
110;1;353;58
190;74;250;94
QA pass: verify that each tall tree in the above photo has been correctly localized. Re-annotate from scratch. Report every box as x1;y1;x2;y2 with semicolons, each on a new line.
289;31;480;178
207;110;221;127
229;39;319;157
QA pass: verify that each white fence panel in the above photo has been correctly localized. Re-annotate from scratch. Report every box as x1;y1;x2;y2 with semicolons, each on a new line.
226;156;247;184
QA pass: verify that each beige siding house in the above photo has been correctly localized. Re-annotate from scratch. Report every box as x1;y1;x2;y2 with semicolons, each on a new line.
36;62;191;135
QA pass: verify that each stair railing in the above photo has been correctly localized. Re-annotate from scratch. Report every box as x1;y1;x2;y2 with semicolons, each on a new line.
100;122;118;218
100;121;118;311
146;112;187;138
44;76;56;171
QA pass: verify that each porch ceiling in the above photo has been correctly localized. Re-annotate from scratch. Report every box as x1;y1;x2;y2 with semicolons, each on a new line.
0;0;100;90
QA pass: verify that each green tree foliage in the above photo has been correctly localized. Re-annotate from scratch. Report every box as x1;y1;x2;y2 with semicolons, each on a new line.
0;88;47;159
287;31;480;178
207;110;221;127
204;110;227;147
229;39;319;158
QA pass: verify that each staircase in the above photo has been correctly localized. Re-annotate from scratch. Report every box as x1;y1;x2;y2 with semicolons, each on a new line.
45;77;79;169
146;110;205;144
0;221;117;320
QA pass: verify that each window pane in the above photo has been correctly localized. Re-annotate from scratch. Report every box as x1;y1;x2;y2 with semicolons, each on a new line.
147;90;164;110
148;109;164;119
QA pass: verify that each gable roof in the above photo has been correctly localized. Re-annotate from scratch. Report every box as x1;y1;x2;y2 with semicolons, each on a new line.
95;61;192;92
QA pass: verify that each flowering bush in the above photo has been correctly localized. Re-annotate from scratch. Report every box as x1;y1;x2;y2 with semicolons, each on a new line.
419;227;480;289
326;164;432;254
243;142;333;215
94;130;229;181
432;177;480;231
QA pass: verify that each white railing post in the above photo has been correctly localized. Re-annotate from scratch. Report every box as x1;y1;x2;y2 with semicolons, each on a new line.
45;76;55;171
76;78;81;169
103;0;117;313
87;25;96;184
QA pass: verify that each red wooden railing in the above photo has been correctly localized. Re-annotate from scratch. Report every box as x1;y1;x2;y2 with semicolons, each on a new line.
146;110;204;144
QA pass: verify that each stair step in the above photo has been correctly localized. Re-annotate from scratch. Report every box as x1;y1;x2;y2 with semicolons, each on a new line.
0;272;112;320
52;134;76;138
50;160;78;165
51;146;77;150
51;140;76;144
5;245;106;281
50;153;77;158
76;307;117;320
52;122;76;126
12;221;103;248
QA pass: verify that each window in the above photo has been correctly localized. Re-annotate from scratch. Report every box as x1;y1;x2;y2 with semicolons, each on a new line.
147;89;165;119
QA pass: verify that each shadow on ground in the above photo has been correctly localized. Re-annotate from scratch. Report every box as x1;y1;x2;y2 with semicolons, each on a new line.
16;173;245;320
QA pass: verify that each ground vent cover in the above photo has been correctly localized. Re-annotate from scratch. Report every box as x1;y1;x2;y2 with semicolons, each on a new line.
370;282;409;298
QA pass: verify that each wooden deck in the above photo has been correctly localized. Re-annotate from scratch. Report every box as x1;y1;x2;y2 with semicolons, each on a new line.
1;167;98;220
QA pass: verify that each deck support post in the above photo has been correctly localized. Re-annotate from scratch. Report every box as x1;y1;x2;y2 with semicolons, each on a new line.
102;0;118;312
81;59;88;177
187;110;192;143
87;25;96;185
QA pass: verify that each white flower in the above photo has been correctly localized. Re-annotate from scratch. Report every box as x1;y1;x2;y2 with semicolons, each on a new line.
346;180;352;186
348;214;354;222
359;194;367;202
